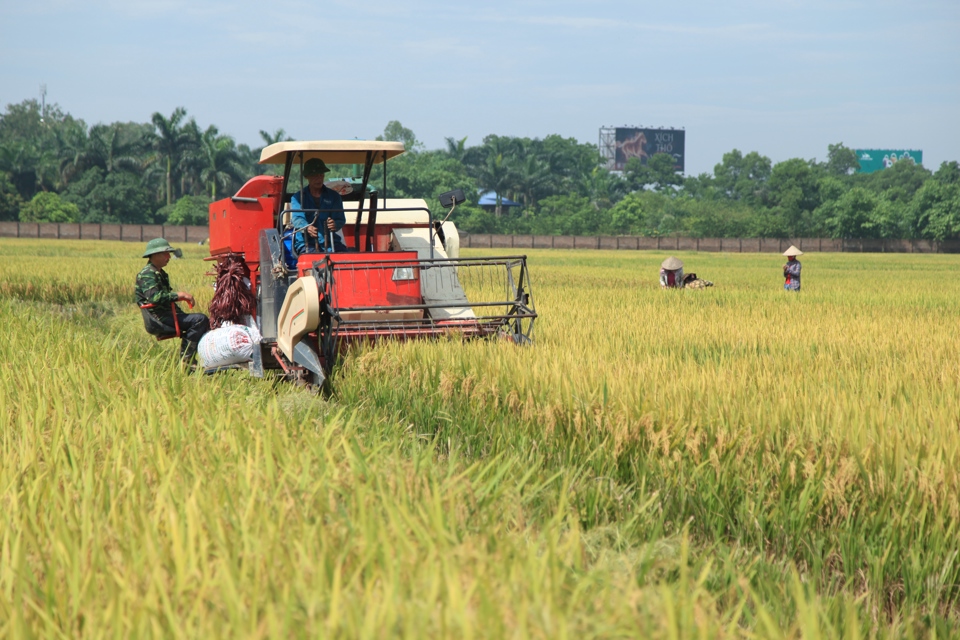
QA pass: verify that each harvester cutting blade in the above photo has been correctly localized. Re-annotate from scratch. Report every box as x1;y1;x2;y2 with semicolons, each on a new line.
293;341;325;387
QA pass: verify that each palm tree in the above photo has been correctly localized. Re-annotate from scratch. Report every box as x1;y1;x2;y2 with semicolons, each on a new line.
196;126;243;200
0;140;58;197
54;121;88;188
444;136;468;163
255;128;291;177
582;166;627;210
177;118;203;196
82;123;143;175
34;146;62;194
0;142;38;198
474;136;519;216
258;128;290;147
236;143;259;179
511;154;552;209
149;107;191;207
476;153;514;216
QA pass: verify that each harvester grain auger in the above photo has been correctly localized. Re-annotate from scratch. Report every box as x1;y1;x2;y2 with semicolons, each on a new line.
206;140;537;388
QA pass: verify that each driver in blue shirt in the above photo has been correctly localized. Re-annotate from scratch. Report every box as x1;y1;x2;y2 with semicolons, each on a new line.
291;158;347;253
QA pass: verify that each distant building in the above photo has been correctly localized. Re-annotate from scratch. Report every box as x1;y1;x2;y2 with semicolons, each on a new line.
478;191;522;213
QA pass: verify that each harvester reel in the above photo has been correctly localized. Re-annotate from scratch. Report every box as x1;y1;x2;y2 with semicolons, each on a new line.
500;260;535;344
312;262;340;375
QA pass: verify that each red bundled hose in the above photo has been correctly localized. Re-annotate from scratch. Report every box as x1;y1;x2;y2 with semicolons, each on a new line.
209;255;256;329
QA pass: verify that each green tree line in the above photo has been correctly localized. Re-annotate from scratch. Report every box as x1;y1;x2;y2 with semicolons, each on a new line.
0;99;271;226
2;98;958;239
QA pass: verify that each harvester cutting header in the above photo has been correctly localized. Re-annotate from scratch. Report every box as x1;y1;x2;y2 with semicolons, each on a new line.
206;140;537;387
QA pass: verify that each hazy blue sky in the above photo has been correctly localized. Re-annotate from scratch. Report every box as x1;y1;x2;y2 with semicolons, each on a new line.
1;0;957;175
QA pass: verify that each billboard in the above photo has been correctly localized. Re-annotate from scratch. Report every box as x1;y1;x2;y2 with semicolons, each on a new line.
614;128;685;172
854;149;922;174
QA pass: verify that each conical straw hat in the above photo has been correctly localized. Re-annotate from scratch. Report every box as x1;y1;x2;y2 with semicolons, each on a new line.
661;256;683;269
782;245;803;257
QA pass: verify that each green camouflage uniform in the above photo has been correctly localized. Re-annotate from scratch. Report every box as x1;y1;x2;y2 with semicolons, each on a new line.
135;262;182;323
135;261;210;360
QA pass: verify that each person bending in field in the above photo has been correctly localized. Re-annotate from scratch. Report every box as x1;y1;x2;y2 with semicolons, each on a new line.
135;238;210;363
660;256;714;289
660;256;685;288
291;158;348;254
782;245;802;291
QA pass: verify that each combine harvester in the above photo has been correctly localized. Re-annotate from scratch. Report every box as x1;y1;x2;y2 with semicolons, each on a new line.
207;140;537;387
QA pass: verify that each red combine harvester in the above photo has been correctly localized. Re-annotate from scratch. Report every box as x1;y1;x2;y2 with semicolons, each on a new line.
207;140;537;387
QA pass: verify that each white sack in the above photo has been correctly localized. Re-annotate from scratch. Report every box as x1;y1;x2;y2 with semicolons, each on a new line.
198;322;262;369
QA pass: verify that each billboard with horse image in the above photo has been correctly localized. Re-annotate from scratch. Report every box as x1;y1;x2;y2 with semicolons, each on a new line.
614;128;685;172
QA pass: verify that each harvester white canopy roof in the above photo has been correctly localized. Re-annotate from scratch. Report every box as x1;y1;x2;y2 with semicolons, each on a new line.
258;140;405;165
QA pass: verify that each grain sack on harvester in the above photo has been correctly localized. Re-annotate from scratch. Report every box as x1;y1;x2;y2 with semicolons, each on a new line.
205;140;537;387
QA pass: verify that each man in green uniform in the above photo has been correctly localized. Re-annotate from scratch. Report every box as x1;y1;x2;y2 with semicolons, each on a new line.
135;238;210;363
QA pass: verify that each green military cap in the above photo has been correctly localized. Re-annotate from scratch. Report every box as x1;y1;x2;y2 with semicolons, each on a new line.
142;237;183;259
303;158;332;177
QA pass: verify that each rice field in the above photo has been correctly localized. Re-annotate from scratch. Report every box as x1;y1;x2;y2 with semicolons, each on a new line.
1;237;959;638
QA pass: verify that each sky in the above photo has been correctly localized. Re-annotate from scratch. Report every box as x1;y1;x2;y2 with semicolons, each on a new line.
1;0;958;176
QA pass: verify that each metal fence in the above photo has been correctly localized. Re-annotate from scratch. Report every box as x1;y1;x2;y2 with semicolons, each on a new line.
3;223;960;253
461;234;960;254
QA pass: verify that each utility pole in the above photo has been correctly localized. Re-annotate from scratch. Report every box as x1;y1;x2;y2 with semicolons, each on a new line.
39;83;47;123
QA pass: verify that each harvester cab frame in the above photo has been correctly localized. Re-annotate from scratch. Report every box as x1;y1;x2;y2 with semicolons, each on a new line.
208;140;537;389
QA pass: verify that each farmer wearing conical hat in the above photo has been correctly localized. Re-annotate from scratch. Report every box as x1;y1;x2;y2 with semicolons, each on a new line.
782;245;803;291
660;256;685;288
135;238;210;363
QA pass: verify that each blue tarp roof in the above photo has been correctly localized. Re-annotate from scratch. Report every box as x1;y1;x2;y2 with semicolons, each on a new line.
477;191;521;207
